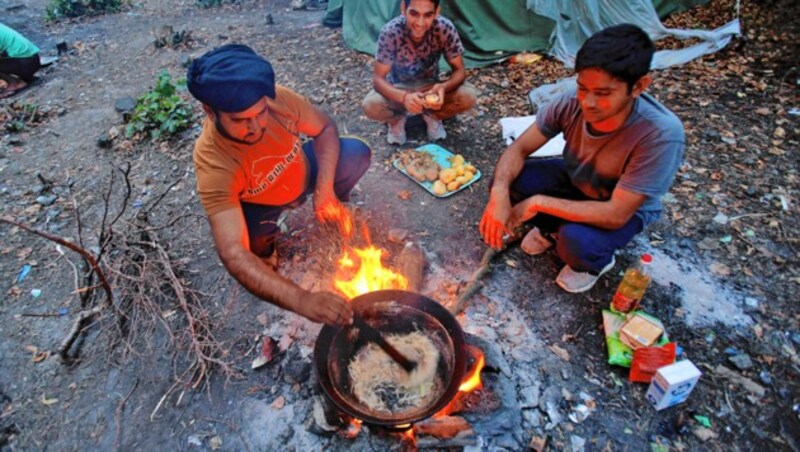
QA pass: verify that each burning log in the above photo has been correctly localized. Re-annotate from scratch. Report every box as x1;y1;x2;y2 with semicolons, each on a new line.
414;415;474;439
395;242;426;293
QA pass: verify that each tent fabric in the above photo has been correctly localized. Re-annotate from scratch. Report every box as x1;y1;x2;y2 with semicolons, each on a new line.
527;0;738;69
323;0;709;68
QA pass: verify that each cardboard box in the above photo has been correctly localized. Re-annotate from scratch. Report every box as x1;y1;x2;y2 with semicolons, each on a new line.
620;313;664;349
646;360;702;410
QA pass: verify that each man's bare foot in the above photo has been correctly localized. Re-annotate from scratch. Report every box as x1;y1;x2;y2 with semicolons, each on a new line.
0;79;27;99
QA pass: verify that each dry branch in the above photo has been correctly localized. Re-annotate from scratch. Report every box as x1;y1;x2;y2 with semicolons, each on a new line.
0;216;116;360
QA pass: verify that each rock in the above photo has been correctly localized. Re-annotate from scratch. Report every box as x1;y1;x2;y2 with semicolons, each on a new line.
570;434;586;451
744;297;759;308
35;195;57;206
729;354;754;370
523;409;542;428
179;54;193;68
568;404;591;424
697;237;720;251
541;386;563;429
304;397;339;436
114;96;137;114
8;137;24;146
97;132;113;149
283;358;311;385
45;208;61;219
56;40;69;55
792;333;800;346
529;435;547;451
519;384;540;408
692;426;718;442
712;213;729;224
495;433;519;450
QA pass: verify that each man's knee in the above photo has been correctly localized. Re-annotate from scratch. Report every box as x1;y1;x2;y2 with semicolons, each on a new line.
344;138;372;177
438;84;478;119
457;84;479;110
362;92;389;122
556;223;613;271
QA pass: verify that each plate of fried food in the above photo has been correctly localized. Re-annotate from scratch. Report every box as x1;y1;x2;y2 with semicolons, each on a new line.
392;144;481;198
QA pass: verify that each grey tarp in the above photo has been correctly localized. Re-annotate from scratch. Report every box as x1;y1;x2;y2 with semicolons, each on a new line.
323;0;709;68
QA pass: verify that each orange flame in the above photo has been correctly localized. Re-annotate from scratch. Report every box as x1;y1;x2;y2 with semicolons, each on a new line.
335;245;408;299
458;347;485;392
400;427;416;444
342;418;362;439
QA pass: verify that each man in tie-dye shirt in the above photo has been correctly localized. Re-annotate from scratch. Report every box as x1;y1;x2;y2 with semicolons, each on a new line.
362;0;478;145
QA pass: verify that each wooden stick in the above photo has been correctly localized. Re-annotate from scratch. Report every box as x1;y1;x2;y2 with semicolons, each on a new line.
450;247;497;315
450;225;531;315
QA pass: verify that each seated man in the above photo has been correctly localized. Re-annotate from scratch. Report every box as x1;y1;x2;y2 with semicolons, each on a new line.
362;0;478;145
187;44;371;325
479;24;685;293
0;22;41;98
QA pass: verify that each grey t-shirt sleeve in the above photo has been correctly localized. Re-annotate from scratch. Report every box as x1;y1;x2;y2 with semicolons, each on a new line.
617;135;684;198
534;91;574;139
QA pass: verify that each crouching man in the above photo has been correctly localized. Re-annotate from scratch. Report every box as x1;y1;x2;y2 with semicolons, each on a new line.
362;0;478;145
480;24;685;293
188;44;372;325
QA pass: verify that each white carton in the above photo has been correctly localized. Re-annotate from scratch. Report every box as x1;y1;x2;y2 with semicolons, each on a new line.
646;360;702;410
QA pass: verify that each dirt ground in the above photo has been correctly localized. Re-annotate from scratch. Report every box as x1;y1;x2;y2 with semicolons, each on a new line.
1;0;798;450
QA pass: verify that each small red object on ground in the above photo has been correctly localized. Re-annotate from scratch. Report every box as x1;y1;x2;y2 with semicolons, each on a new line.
629;342;677;383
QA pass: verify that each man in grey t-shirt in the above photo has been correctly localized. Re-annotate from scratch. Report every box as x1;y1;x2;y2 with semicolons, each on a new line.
480;24;685;293
362;0;478;145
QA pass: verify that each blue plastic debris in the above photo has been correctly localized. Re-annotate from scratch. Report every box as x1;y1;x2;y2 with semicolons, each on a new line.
58;307;69;316
16;264;31;283
724;347;739;355
30;289;42;298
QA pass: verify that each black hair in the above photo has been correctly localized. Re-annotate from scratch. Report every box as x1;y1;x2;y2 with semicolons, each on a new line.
575;24;655;91
403;0;441;8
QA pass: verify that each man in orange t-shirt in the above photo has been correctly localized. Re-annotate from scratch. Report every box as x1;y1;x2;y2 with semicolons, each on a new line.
188;44;371;326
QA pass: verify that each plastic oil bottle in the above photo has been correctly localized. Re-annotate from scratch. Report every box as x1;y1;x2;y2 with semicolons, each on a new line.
611;254;653;313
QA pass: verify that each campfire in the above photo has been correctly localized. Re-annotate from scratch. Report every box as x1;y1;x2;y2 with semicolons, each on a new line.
317;206;494;445
328;203;408;299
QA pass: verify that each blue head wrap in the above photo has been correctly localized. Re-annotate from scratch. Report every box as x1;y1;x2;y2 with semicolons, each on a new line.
187;44;275;112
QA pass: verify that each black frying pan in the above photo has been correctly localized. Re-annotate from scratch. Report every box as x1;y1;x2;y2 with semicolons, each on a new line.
314;290;467;426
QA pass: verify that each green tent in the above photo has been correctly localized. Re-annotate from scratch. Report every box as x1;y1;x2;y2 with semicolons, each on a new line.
323;0;710;68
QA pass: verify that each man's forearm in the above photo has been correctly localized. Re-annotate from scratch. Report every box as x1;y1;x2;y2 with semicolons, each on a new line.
222;246;306;312
525;195;631;230
440;68;466;93
491;146;527;195
374;75;406;104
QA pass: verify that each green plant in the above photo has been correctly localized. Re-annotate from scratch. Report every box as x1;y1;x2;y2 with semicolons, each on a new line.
125;71;193;141
46;0;125;20
2;102;44;133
